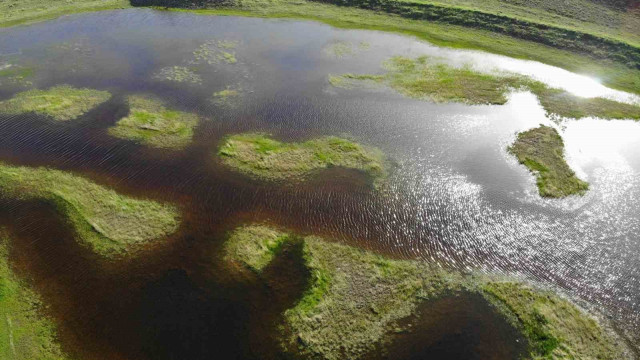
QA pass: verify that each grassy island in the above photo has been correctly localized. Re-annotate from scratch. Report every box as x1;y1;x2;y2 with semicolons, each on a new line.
331;56;640;120
0;163;180;257
0;85;111;121
108;95;199;149
508;125;588;198
217;133;387;184
0;230;70;360
223;224;626;360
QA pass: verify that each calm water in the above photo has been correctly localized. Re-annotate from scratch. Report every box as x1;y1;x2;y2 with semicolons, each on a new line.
1;9;639;359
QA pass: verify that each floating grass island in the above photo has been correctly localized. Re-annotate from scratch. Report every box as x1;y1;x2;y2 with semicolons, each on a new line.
0;163;180;258
508;125;588;198
331;56;640;120
217;133;387;185
0;85;111;121
153;66;202;84
224;224;627;360
0;230;70;360
192;39;238;65
108;95;199;149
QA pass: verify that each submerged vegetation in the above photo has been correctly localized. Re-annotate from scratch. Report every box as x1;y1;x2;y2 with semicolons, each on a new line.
218;133;387;184
192;39;239;65
0;85;111;121
331;56;640;120
324;40;370;58
508;125;588;198
153;66;202;84
212;87;242;107
109;95;199;149
0;64;34;87
0;230;70;360
224;224;626;360
0;163;180;257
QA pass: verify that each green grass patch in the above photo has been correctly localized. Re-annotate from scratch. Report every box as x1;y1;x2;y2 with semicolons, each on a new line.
0;163;180;258
508;125;588;198
482;281;624;359
224;224;627;359
153;66;202;84
333;56;640;119
0;65;35;87
0;230;70;360
0;85;111;121
223;225;291;273
108;95;199;149
212;87;242;107
218;133;387;185
324;40;370;58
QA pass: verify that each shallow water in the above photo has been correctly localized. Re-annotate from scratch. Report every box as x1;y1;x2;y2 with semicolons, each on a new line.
0;9;639;359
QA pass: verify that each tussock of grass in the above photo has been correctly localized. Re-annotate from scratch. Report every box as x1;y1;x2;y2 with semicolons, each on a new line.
0;85;111;121
218;133;387;185
0;231;70;360
482;281;624;359
192;40;239;65
153;66;202;84
508;125;588;198
333;56;640;119
225;224;626;359
108;95;199;149
0;163;180;258
223;225;291;273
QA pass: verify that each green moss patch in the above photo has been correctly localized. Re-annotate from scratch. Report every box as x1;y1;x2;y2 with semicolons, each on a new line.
218;133;387;185
192;40;239;65
508;125;588;198
482;281;624;359
153;66;202;84
332;56;640;119
0;85;111;121
0;163;180;258
223;224;627;359
108;95;199;149
223;225;291;273
0;231;70;360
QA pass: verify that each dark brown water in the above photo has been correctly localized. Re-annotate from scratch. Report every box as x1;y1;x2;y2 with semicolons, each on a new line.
0;9;639;359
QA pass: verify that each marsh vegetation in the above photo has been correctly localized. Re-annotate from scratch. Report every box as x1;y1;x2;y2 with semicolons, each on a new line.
109;95;199;149
0;85;111;121
218;133;387;185
0;163;180;257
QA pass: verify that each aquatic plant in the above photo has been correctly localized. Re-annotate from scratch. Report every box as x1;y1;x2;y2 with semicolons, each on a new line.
0;163;180;258
324;40;370;58
217;133;387;185
224;224;627;360
212;87;242;107
332;56;640;120
0;85;111;121
153;66;202;84
508;125;588;198
0;230;70;360
108;95;199;149
0;64;34;87
192;40;239;65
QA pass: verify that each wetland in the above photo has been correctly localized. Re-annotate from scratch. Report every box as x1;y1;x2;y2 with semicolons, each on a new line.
0;7;639;360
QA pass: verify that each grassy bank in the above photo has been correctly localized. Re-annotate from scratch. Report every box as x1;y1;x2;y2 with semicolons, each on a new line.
0;230;70;360
508;125;588;198
109;95;199;149
0;0;131;28
0;85;111;121
224;224;627;359
331;56;640;120
218;133;387;185
0;163;180;257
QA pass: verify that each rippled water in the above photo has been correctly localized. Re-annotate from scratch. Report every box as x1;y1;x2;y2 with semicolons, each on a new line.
0;9;639;359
